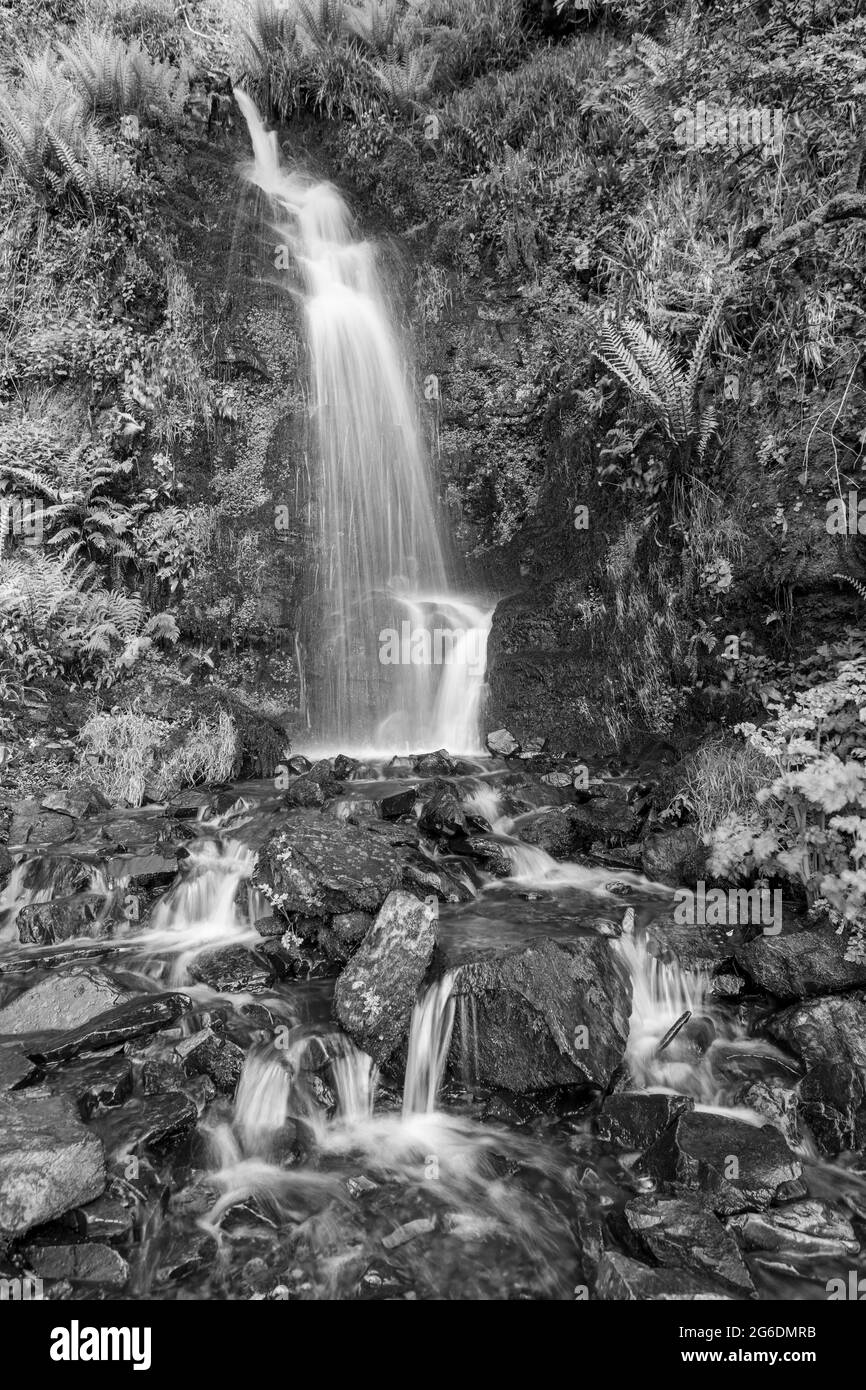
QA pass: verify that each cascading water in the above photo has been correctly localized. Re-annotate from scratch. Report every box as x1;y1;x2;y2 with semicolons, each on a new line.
235;92;492;754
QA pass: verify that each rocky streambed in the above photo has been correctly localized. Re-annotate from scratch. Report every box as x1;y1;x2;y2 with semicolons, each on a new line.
1;746;865;1301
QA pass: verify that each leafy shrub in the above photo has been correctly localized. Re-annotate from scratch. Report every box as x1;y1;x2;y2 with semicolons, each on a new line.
708;657;866;927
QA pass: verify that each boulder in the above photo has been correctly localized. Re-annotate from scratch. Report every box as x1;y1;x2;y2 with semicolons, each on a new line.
0;967;132;1036
379;788;420;820
188;946;271;993
767;991;866;1067
625;1194;755;1293
519;808;582;860
316;911;375;962
89;1091;198;1158
41;786;111;818
412;750;456;776
334;891;438;1065
22;992;192;1064
727;1201;859;1257
449;936;631;1093
0;1094;105;1235
569;797;642;847
640;826;704;887
174;1028;245;1093
598;1092;693;1150
796;1062;866;1154
451;834;512;877
24;1242;128;1288
7;800;76;849
254;811;404;919
47;1054;134;1118
418;784;466;838
735;929;866;1000
16;894;119;946
486;729;520;757
597;1251;737;1301
641;1111;802;1215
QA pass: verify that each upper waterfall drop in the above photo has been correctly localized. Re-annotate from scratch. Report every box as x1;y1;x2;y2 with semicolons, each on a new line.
235;92;491;755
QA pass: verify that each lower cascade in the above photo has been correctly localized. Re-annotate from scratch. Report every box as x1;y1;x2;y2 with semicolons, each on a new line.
1;752;863;1302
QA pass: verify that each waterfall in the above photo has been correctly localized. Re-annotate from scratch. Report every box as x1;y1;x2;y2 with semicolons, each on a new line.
403;973;456;1116
235;92;492;754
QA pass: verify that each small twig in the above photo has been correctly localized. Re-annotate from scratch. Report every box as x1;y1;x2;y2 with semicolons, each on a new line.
657;1010;691;1053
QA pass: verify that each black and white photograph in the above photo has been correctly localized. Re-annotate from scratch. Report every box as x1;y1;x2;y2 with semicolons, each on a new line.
0;0;864;1348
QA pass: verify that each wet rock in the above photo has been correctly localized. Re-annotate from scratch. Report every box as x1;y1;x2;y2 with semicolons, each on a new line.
519;807;582;859
332;755;360;779
283;759;342;809
287;754;312;774
735;929;866;1001
486;729;520;758
104;851;178;891
598;1092;693;1150
0;1044;38;1091
625;1194;755;1293
174;1028;244;1093
644;913;750;975
350;815;419;848
541;771;573;790
334;891;438;1065
727;1201;859;1257
188;946;271;993
412;749;456;776
283;775;328;808
23;993;192;1064
0;1094;105;1235
451;834;512;877
796;1063;866;1154
142;1056;186;1096
98;815;164;849
641;1111;801;1215
597;1251;736;1300
90;1091;197;1158
517;737;547;760
418;783;466;838
0;967;132;1036
66;1194;135;1242
449;936;631;1093
41;786;111;818
24;1241;128;1288
7;800;76;849
16;894;119;946
767;990;866;1067
733;1081;800;1148
379;788;420;820
570;798;642;847
316;911;374;962
401;852;475;903
254;811;403;919
640;826;704;887
47;1054;134;1118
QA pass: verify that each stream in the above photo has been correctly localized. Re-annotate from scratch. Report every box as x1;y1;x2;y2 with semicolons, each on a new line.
1;755;864;1301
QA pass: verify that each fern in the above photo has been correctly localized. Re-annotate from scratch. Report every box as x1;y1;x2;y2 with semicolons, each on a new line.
835;573;866;605
594;294;724;465
59;28;187;124
348;0;402;55
372;50;439;111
